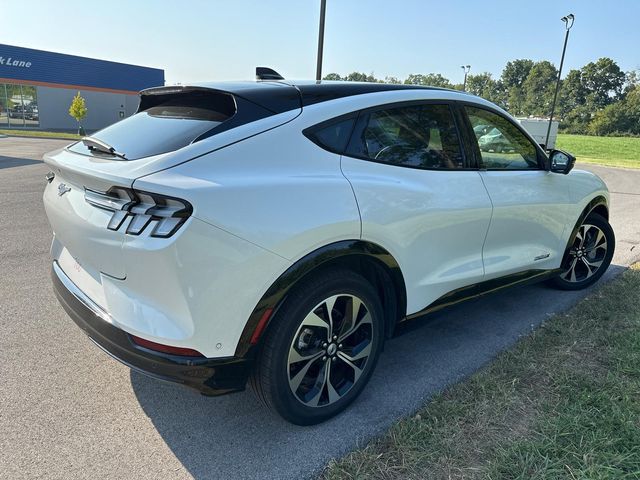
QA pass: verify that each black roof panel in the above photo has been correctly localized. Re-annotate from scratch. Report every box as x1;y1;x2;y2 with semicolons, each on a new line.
146;80;452;113
293;81;445;106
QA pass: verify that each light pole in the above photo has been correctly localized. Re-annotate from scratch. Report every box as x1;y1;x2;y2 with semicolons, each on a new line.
315;0;327;81
545;13;575;149
461;65;471;91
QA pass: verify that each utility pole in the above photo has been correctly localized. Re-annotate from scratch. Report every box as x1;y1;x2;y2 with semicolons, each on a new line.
461;65;471;91
545;14;574;149
315;0;327;81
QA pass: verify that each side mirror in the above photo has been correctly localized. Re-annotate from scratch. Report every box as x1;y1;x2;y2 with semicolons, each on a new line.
549;149;576;175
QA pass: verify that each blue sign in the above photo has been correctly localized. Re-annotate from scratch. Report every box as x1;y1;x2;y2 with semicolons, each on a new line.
0;44;164;92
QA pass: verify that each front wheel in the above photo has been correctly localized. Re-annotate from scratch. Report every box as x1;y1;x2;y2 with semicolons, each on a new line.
250;269;384;425
550;213;615;290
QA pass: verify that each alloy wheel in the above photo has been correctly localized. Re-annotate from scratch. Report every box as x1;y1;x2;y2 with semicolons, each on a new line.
287;294;374;407
561;223;608;283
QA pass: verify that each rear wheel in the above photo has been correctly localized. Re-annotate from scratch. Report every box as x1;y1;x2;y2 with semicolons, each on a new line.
250;269;384;425
550;213;614;290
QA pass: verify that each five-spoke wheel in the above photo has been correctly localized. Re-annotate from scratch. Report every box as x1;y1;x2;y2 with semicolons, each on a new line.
287;294;374;408
561;223;607;282
551;213;614;290
251;269;383;425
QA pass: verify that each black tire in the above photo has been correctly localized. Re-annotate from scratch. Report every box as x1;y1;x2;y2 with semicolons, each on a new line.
250;269;384;425
549;213;615;290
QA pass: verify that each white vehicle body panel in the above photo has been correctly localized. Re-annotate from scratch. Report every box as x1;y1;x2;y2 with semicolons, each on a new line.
341;159;492;314
133;124;361;260
479;170;571;277
48;212;290;358
44;171;127;279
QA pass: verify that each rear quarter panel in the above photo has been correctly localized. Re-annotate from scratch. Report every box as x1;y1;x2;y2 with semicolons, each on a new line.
132;118;361;261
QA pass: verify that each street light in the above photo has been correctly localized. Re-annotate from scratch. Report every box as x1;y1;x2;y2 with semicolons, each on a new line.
545;13;575;149
461;65;471;91
315;0;327;81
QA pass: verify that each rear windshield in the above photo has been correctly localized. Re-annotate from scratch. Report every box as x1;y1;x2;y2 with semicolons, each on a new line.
68;90;236;160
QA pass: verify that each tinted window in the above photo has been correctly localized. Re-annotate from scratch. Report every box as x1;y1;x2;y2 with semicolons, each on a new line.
69;92;236;160
346;104;464;169
466;107;540;169
306;116;356;153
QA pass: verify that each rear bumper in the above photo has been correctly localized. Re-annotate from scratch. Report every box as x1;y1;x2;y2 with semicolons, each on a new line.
51;261;250;396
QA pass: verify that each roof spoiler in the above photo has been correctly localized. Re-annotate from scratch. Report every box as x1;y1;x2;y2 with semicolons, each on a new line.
256;67;284;81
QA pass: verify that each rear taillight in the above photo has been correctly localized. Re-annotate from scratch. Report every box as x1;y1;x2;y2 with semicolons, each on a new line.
85;187;192;238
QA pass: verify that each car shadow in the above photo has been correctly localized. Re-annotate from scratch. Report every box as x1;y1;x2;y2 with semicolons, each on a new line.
131;263;628;480
0;156;42;169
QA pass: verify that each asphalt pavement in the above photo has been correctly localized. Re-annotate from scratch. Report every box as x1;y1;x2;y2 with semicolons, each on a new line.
1;136;639;480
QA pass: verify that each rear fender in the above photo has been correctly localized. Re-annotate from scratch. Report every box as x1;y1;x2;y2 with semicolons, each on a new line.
236;240;407;358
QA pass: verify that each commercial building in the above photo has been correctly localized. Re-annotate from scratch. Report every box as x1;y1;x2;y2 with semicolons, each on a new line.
0;44;164;131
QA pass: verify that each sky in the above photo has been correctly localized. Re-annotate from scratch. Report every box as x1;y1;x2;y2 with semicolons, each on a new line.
3;0;638;85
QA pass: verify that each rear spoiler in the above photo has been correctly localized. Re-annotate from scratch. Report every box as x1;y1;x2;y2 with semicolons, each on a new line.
138;83;300;116
137;84;301;140
137;86;234;113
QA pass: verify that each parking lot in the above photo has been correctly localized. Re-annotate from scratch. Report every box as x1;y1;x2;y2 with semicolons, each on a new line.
1;136;639;480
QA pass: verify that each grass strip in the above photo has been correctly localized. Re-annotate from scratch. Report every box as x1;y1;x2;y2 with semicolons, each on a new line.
323;264;640;479
557;134;640;169
0;129;80;140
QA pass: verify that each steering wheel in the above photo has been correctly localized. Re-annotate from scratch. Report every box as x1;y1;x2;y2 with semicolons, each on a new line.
374;143;416;162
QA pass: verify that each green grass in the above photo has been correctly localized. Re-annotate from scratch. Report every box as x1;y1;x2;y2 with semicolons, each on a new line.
0;129;80;140
323;264;640;480
557;134;640;169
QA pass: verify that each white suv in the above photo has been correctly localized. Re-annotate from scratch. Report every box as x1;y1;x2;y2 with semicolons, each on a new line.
44;74;614;425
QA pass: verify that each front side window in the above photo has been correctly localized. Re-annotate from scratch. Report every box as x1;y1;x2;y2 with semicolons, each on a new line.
466;106;540;170
346;104;465;169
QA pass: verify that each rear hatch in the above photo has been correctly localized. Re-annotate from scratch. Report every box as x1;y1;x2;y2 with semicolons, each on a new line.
44;83;301;283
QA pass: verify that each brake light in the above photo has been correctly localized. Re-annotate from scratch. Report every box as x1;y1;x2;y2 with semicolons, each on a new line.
85;187;192;238
130;334;205;357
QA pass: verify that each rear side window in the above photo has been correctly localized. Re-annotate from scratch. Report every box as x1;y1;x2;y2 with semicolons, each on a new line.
304;116;356;154
345;104;465;169
68;91;236;160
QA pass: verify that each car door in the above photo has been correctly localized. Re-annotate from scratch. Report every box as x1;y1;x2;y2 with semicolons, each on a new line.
339;102;493;315
463;105;572;278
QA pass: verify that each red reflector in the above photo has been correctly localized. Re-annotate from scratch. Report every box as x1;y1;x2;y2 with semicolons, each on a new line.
250;308;274;345
130;335;204;357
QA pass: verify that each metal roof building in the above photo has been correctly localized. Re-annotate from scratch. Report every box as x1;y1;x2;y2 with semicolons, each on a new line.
0;44;164;131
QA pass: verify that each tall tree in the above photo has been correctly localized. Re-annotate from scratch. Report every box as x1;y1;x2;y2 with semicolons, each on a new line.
465;73;504;106
383;76;401;84
522;61;558;116
589;85;640;135
557;69;590;133
501;59;534;114
501;59;534;89
581;57;625;109
623;70;639;96
322;73;343;81
345;72;379;82
403;73;452;88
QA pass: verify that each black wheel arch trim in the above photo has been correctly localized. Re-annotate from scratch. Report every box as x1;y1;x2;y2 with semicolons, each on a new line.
235;240;407;358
